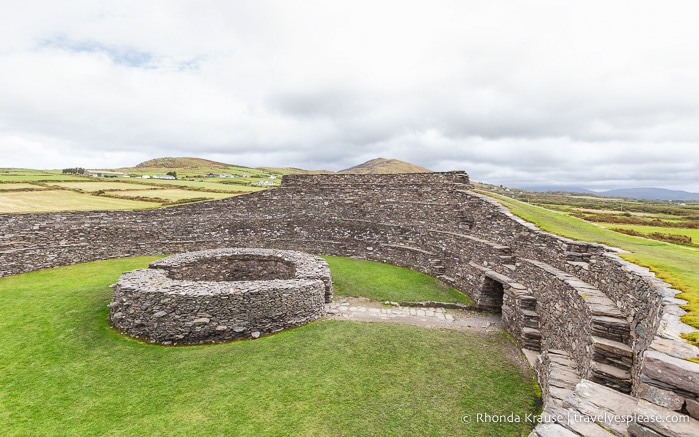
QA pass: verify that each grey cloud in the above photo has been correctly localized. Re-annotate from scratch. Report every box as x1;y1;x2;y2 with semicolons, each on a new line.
0;1;698;192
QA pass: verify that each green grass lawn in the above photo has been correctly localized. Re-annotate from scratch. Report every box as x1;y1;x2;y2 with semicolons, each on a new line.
0;257;536;436
0;190;158;213
487;193;699;344
322;256;473;305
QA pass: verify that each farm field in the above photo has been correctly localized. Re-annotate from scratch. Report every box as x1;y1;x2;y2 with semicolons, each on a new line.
132;178;267;192
0;183;43;190
108;188;235;202
0;169;85;182
0;257;538;436
602;223;699;245
47;181;158;191
0;171;270;212
0;190;157;213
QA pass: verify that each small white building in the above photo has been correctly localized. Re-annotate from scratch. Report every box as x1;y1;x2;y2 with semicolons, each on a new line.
253;180;275;186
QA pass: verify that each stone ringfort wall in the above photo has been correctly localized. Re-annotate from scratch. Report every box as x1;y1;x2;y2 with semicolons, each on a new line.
109;248;332;345
1;171;698;435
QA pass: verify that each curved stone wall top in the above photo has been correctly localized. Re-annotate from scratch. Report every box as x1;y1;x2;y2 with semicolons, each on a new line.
149;247;334;301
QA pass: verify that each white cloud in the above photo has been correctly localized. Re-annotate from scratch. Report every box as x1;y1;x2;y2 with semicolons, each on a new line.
0;1;698;191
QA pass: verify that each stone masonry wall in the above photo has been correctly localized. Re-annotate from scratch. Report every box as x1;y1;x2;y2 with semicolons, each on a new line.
1;171;698;432
109;248;331;344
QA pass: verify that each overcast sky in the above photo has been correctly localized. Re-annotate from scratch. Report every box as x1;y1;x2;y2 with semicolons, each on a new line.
2;1;699;191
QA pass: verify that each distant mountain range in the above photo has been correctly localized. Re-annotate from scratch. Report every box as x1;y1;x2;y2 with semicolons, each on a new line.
520;185;699;201
598;187;699;201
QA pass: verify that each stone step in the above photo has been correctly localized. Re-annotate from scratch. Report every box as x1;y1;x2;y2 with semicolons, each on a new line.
521;327;542;351
546;354;581;406
520;309;540;328
528;422;579;437
562;379;637;436
591;315;631;344
517;294;538;311
591;336;633;370
590;361;632;394
628;399;699;437
541;406;616;437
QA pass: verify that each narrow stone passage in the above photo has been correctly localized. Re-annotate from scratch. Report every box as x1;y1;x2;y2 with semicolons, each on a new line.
325;296;502;333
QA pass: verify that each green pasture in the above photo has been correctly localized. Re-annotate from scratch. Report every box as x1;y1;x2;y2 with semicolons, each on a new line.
109;188;236;202
0;257;537;436
134;178;265;192
47;181;157;191
322;256;473;305
0;174;84;182
0;190;157;213
487;193;699;344
602;223;699;243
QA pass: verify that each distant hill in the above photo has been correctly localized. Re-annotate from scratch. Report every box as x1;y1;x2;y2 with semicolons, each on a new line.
257;167;334;175
599;187;699;201
134;157;236;169
339;158;431;174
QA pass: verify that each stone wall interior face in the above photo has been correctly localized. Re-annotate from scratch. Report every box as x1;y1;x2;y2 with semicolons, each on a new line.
108;248;333;344
2;171;699;435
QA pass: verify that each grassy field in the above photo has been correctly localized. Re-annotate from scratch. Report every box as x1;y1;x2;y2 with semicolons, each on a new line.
0;190;158;213
323;256;473;305
603;223;699;244
108;188;236;202
0;169;84;182
0;173;266;213
487;193;699;345
131;178;266;192
47;181;157;191
0;257;537;436
0;183;43;190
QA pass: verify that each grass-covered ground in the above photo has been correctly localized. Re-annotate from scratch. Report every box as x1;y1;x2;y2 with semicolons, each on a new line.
0;257;536;436
108;188;236;202
47;181;157;191
322;256;473;305
488;193;699;345
0;190;158;213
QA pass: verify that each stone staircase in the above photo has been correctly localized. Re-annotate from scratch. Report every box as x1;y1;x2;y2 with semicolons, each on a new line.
532;345;699;437
525;259;634;394
535;351;635;436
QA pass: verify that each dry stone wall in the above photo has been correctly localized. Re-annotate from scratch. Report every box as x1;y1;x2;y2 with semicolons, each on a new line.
109;248;332;344
1;171;698;434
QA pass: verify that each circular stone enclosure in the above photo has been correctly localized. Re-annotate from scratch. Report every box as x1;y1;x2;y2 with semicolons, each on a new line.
108;248;333;345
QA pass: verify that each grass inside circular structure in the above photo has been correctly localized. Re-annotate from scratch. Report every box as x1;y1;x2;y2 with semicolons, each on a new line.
322;255;473;305
0;257;534;436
